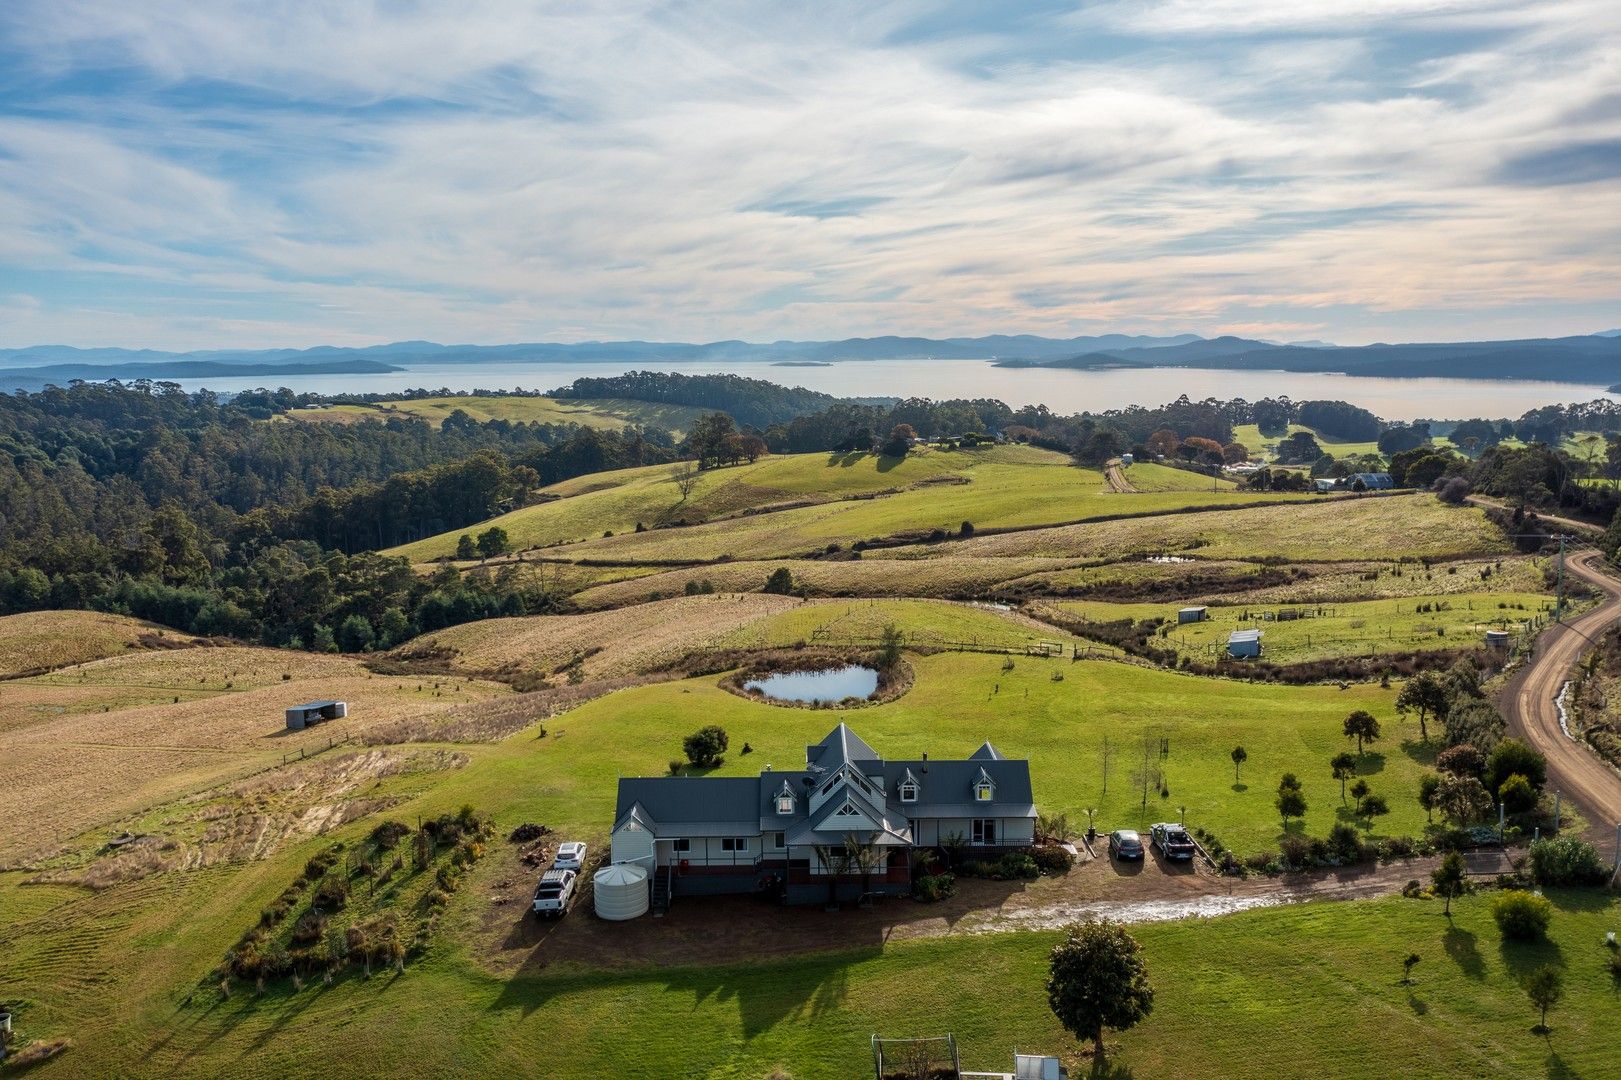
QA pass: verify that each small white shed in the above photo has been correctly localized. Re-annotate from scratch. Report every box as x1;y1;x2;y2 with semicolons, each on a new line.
593;863;650;921
1485;629;1510;650
1227;628;1262;658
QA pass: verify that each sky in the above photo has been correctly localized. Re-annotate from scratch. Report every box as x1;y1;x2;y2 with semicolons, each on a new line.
0;0;1618;350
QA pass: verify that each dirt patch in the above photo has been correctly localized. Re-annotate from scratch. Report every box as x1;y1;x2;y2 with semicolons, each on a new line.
470;845;1465;977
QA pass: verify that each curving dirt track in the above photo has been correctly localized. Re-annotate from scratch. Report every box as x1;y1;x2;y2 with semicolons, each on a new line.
1103;460;1136;493
1496;548;1621;846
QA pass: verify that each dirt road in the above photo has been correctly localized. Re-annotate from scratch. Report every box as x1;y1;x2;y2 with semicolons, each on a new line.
1103;460;1136;493
1497;548;1621;844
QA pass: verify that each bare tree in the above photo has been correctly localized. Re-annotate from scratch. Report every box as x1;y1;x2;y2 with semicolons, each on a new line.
673;460;699;501
1131;732;1163;810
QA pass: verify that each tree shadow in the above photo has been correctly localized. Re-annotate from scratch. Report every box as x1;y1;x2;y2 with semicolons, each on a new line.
1544;1048;1580;1079
1498;937;1564;981
874;455;902;473
1444;925;1486;979
1401;739;1438;766
1086;1056;1136;1080
1230;783;1248;793
1406;991;1429;1016
1355;751;1387;776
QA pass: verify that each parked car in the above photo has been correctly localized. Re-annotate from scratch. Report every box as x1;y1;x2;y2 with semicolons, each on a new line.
553;841;588;871
1150;823;1196;860
532;869;577;917
1107;829;1144;860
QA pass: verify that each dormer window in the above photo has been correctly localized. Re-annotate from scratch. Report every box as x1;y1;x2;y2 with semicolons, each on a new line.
899;780;918;803
775;781;795;816
973;768;995;802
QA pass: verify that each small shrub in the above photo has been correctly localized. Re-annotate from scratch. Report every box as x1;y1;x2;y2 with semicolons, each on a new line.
289;911;328;946
1491;890;1553;941
1528;835;1608;886
1030;846;1075;874
913;872;956;902
369;820;411;851
1244;850;1275;874
1278;834;1312;868
992;852;1040;880
957;860;991;878
667;759;684;775
313;874;349;911
1327;822;1365;863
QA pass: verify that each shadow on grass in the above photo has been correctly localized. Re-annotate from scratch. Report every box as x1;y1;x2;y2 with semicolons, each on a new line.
1444;925;1486;979
1544;1049;1580;1080
1231;783;1248;793
1498;936;1564;981
490;936;883;1037
1406;991;1428;1015
1354;751;1387;776
1401;739;1438;767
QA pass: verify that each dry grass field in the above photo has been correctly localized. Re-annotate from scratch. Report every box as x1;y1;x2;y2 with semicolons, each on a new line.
930;492;1511;562
0;610;198;678
287;395;711;433
0;639;509;864
389;592;803;681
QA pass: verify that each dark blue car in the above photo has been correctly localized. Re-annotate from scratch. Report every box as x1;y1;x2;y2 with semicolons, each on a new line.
1108;829;1144;860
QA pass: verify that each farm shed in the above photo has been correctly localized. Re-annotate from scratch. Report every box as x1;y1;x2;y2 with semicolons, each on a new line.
1226;628;1262;658
1485;629;1510;651
1119;453;1133;465
1178;606;1208;624
285;700;346;731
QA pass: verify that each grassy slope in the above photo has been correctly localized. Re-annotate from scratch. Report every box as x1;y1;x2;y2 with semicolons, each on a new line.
0;611;192;679
1230;422;1387;462
288;395;710;434
6;681;1614;1079
390;447;1304;564
1049;590;1554;663
944;493;1512;562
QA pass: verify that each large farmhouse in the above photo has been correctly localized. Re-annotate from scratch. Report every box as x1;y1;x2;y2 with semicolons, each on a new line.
611;723;1037;906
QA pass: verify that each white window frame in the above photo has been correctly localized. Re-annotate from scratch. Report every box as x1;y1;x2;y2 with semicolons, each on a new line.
974;781;994;802
771;831;785;850
672;838;691;853
972;818;996;844
720;837;749;853
776;794;795;815
899;781;918;803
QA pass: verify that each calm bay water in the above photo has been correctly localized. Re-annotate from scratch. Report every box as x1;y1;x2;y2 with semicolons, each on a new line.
161;358;1618;422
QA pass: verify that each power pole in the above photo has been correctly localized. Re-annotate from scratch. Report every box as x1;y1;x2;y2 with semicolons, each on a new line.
1555;534;1567;621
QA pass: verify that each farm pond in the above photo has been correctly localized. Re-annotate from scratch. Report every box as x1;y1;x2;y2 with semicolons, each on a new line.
742;664;879;704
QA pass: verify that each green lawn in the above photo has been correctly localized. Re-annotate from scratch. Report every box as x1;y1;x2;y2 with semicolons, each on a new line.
9;851;1616;1079
1052;590;1554;663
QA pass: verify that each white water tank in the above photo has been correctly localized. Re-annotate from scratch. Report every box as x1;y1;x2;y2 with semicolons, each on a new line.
593;863;650;921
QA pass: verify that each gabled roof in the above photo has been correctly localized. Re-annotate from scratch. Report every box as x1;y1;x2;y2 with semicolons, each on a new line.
974;766;997;789
613;801;657;834
614;777;760;837
806;722;881;770
969;740;1004;761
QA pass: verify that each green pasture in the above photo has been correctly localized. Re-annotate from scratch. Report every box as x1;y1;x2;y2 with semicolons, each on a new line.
949;493;1513;563
1229;422;1387;462
1052;590;1554;663
289;395;710;434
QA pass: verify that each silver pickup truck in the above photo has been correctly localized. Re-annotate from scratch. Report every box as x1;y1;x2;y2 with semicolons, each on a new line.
531;868;577;918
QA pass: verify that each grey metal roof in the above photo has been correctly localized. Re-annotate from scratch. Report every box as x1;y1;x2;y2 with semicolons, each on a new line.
614;776;760;837
806;723;881;769
289;700;341;710
879;757;1035;815
969;740;1004;761
1228;628;1262;643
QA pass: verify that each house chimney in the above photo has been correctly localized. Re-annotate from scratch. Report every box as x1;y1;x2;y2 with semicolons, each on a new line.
764;763;772;771
922;752;928;773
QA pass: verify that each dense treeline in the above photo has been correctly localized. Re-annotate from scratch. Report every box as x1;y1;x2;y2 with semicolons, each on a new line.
551;371;847;428
0;381;672;647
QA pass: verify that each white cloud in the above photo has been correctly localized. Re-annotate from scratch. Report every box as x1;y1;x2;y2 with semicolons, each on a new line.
0;0;1616;348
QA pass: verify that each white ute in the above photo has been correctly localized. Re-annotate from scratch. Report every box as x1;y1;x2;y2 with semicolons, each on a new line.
531;869;577;918
553;841;588;871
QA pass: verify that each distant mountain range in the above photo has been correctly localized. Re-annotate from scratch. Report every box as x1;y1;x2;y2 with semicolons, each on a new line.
1;331;1618;391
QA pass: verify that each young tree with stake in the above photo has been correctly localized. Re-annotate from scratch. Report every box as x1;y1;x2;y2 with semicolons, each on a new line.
1231;745;1247;785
